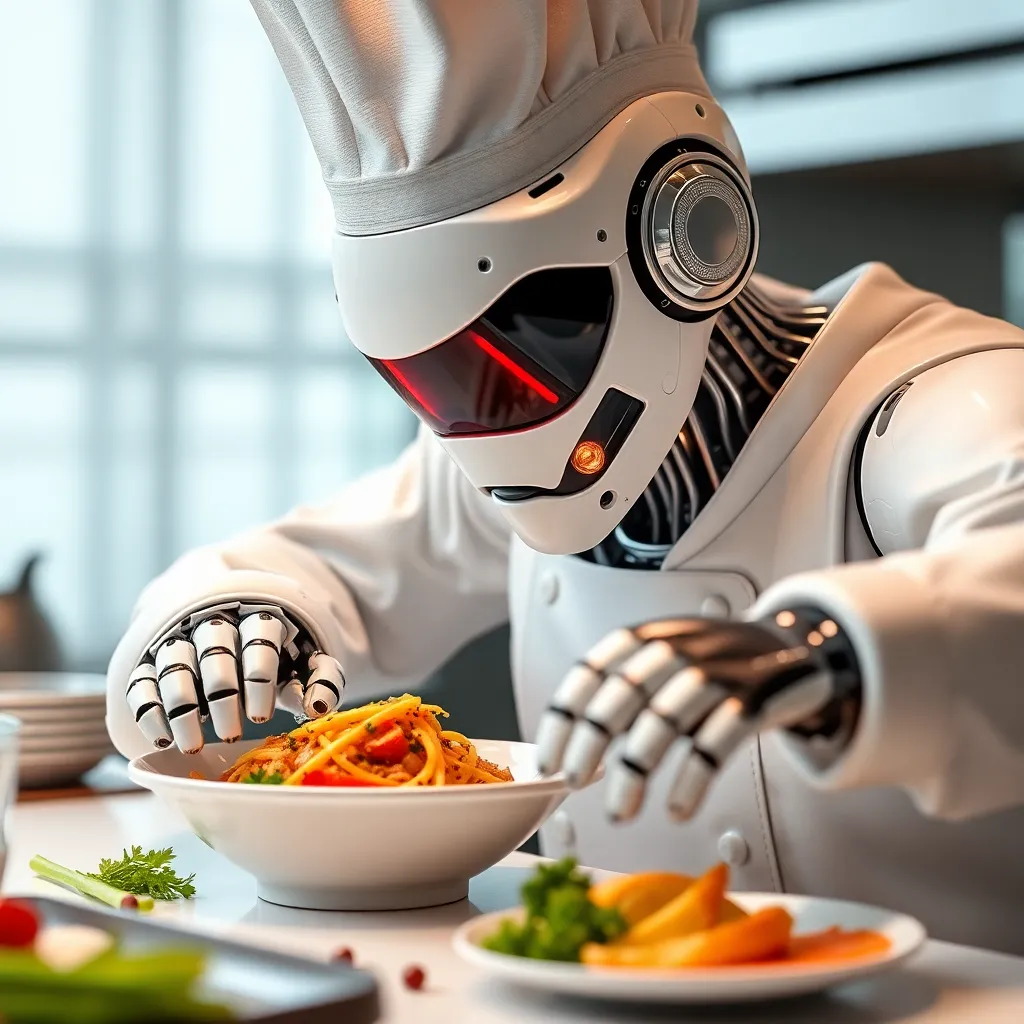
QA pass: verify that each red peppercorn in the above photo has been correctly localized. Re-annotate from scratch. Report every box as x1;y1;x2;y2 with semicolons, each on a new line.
0;898;40;948
333;946;354;964
402;964;426;991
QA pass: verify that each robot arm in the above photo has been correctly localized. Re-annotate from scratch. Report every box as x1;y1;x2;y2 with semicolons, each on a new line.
108;425;511;759
539;347;1024;823
758;346;1024;820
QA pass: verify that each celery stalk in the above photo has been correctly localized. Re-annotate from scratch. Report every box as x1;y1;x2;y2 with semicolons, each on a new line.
29;856;155;912
0;948;234;1021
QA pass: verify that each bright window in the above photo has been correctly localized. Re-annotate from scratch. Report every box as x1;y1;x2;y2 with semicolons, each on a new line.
0;0;415;669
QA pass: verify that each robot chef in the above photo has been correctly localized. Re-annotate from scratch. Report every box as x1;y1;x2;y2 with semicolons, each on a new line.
107;1;1024;955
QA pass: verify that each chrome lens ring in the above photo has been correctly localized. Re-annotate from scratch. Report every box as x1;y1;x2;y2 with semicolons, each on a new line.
642;152;754;309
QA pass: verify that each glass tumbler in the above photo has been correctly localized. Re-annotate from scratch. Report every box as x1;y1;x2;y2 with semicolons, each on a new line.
0;714;19;885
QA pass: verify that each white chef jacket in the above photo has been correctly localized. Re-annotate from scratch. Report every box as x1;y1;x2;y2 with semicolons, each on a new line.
108;262;1024;954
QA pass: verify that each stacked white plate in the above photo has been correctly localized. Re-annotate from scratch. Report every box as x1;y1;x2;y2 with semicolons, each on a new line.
0;673;113;789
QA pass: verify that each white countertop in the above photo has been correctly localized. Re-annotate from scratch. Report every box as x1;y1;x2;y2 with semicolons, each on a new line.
5;792;1024;1023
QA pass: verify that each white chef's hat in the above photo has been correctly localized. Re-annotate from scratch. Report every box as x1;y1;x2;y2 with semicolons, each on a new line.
250;1;709;235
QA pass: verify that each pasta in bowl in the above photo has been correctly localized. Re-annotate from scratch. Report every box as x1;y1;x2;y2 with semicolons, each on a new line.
219;695;514;788
128;696;577;911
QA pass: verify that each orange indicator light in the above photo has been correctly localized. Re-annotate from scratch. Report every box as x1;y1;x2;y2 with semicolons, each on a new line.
571;440;606;475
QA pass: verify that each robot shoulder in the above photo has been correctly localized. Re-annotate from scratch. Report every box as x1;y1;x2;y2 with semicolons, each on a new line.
858;347;1024;555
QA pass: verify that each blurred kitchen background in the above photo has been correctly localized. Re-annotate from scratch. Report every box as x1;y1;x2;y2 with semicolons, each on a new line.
2;0;1024;743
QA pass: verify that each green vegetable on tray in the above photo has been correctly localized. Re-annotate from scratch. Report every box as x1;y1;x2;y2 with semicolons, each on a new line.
482;857;627;962
0;895;232;1023
30;847;197;912
0;944;234;1022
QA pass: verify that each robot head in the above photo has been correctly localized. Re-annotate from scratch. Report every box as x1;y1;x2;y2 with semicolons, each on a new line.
252;0;756;553
335;93;757;553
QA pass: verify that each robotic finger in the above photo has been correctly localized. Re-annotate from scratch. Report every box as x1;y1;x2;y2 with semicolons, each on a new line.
275;673;304;718
562;639;682;788
192;614;243;742
238;611;287;723
126;661;173;749
301;652;345;718
536;628;644;774
605;666;727;821
155;637;204;754
664;664;833;821
649;665;730;733
667;694;752;821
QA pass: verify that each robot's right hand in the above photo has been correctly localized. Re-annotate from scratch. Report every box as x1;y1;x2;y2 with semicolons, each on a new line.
125;604;345;754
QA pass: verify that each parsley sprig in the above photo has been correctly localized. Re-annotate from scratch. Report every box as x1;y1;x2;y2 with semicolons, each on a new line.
242;767;285;785
30;846;197;910
482;857;626;961
90;846;197;901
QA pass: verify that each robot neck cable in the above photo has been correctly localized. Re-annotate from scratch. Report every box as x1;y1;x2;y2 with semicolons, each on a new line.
589;280;831;569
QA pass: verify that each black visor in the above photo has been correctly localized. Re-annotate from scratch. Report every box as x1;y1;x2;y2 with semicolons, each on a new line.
368;267;614;436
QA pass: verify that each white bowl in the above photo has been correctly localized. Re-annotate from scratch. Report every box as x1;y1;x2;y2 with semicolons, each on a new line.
129;738;571;911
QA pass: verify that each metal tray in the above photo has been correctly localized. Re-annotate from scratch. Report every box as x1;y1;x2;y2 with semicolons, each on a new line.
28;897;380;1023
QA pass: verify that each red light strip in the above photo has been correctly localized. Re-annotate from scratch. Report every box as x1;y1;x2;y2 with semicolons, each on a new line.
381;358;441;419
467;330;559;404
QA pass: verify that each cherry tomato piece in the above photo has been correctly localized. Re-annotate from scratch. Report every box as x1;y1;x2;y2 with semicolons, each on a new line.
363;725;410;764
301;770;383;788
0;898;40;948
402;965;426;991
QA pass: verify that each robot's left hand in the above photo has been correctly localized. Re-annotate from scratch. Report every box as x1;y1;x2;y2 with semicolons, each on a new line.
536;609;862;822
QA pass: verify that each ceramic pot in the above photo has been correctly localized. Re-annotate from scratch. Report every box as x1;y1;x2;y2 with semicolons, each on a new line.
0;554;63;672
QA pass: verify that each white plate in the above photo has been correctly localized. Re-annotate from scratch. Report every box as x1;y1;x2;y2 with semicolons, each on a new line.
129;738;579;912
4;709;108;729
20;746;112;767
20;741;112;760
16;719;110;738
0;701;107;720
17;747;111;789
0;672;107;709
18;731;113;753
15;711;109;729
453;893;927;1004
3;700;106;714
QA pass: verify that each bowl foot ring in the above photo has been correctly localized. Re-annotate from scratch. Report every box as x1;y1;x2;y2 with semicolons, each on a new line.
257;878;470;912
